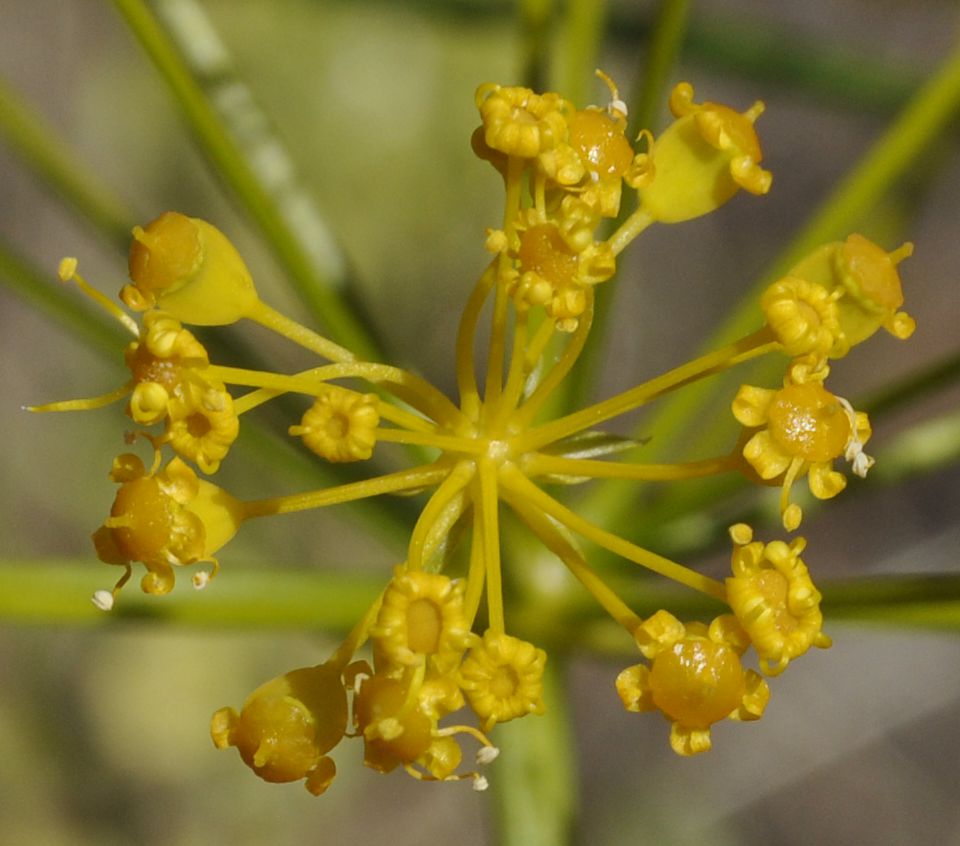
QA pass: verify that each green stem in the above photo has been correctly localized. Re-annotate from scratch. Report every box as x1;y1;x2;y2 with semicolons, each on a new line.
491;659;577;846
559;0;608;106
0;77;133;250
111;0;380;360
0;239;129;361
517;0;555;90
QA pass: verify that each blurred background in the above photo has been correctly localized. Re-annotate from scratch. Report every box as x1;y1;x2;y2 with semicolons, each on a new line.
2;1;959;844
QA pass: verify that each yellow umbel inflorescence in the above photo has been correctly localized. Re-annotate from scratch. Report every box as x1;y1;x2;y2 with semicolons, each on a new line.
35;76;916;787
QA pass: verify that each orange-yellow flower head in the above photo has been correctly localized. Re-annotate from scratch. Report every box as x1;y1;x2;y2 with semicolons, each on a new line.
616;611;769;756
211;661;348;796
353;673;436;774
637;82;771;224
726;524;832;675
122;212;259;325
733;380;871;530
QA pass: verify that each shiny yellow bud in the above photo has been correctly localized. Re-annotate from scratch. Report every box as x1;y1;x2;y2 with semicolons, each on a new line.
211;662;348;795
638;82;771;224
787;234;915;347
122;212;259;325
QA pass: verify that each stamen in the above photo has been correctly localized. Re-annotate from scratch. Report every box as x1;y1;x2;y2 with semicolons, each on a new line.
91;589;115;611
58;257;140;337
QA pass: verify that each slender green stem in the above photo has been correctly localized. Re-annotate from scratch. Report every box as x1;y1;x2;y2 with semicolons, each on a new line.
0;239;129;361
517;0;555;91
8;559;960;631
628;0;692;138
0;77;132;249
243;462;448;518
559;0;608;106
111;0;380;360
491;660;577;846
513;328;774;454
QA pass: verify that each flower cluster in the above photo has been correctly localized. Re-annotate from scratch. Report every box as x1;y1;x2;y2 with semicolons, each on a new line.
36;76;914;788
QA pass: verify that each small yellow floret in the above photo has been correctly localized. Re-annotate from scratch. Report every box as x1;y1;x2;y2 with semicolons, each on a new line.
475;84;573;159
211;661;348;796
616;611;769;756
786;234;915;346
289;385;379;463
122;312;239;471
371;570;475;670
734;380;870;529
459;630;547;732
726;524;831;675
762;276;847;362
91;453;243;603
353;673;435;774
637;82;771;223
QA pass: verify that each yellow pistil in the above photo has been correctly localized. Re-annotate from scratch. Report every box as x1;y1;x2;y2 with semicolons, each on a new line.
733;380;871;529
91;451;243;605
617;611;769;756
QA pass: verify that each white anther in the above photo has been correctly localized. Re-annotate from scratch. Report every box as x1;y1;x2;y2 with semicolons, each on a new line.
472;774;490;792
91;590;115;611
476;745;500;765
192;571;210;590
837;396;874;478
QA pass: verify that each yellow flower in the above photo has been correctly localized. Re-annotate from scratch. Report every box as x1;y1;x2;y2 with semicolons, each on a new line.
122;311;239;472
91;452;244;605
733;380;871;530
121;211;259;325
370;570;475;670
164;380;239;474
637;82;771;223
761;276;847;364
459;630;547;732
726;524;832;675
786;233;915;346
616;611;769;756
288;385;379;462
211;661;348;796
475;83;573;159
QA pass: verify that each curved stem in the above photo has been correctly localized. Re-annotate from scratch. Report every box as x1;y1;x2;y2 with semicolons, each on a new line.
512;289;595;428
456;261;498;421
499;464;727;601
504;487;642;634
407;461;476;571
513;327;775;453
